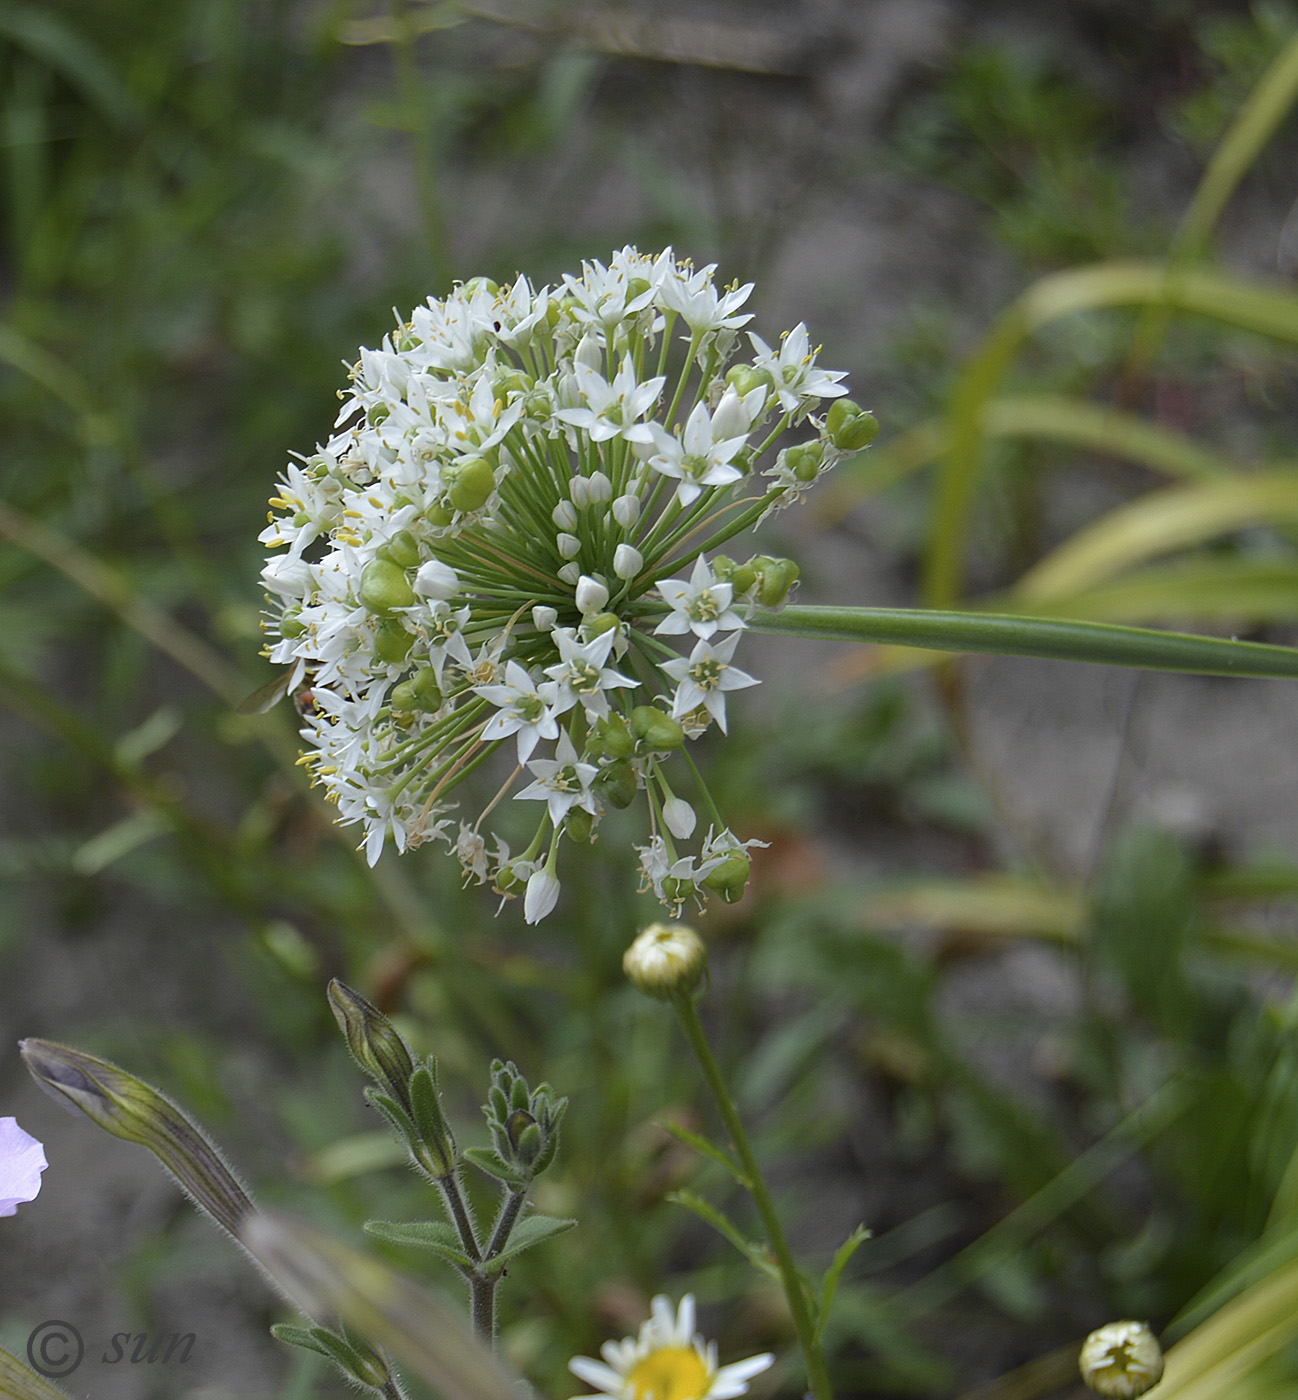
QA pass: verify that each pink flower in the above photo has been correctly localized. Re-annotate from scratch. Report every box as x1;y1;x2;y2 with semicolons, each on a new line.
0;1117;47;1216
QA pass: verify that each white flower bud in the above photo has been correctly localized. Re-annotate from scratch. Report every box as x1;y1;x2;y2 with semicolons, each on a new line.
662;796;696;839
575;333;603;372
556;532;581;559
711;384;752;439
524;868;561;924
570;477;591;508
613;544;643;579
575;575;609;615
532;605;558;632
612;493;641;528
552;500;578;531
586;471;612;503
557;562;581;585
624;922;707;999
413;560;460;600
1079;1322;1164;1399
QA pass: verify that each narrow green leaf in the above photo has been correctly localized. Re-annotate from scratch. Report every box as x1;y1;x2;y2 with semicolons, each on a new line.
752;604;1298;679
461;1145;525;1186
660;1119;750;1187
364;1219;474;1271
270;1325;337;1361
481;1214;576;1273
666;1189;782;1283
816;1224;873;1341
1014;471;1298;602
0;1344;73;1400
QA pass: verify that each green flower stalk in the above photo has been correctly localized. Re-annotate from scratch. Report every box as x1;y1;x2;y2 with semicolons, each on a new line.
19;1038;254;1237
257;247;868;922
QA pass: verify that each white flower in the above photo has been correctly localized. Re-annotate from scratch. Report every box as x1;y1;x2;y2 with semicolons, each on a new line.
643;399;749;508
556;355;665;444
517;731;600;827
545;627;637;720
660;633;759;734
569;1294;772;1400
748;323;848;414
654;556;744;639
475;660;560;763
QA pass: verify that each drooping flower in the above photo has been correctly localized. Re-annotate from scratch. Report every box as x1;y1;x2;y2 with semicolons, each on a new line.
569;1293;772;1400
0;1117;46;1216
257;247;870;919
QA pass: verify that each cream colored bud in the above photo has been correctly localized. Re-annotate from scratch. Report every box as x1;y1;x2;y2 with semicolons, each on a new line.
613;543;643;579
557;562;581;586
552;500;578;532
413;559;460;600
586;470;612;503
575;575;609;615
623;922;707;999
1079;1321;1164;1398
612;493;641;528
556;532;581;560
532;605;558;632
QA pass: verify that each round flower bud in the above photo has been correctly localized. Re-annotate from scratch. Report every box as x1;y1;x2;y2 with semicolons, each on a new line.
532;605;558;632
377;529;421;569
1079;1322;1164;1399
552;499;579;532
631;705;685;751
623;922;707;1000
557;532;581;560
359;558;417;614
413;559;460;600
825;399;879;451
612;493;641;528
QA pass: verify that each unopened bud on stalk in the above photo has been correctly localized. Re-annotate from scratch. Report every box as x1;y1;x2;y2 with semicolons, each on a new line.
1079;1321;1164;1398
623;922;707;999
327;979;416;1114
19;1038;255;1237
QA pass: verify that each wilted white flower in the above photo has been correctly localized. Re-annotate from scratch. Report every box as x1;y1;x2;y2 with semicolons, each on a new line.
257;248;865;918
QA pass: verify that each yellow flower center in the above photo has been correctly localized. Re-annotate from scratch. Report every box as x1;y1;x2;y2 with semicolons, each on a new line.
626;1347;711;1400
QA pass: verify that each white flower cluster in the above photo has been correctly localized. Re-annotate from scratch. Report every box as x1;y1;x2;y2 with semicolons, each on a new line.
259;247;874;922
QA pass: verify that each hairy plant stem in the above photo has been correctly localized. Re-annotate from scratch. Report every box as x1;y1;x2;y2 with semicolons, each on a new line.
439;1169;530;1343
669;991;834;1400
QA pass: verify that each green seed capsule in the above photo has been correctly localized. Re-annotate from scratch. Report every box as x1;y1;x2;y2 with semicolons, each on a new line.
445;456;495;514
359;559;416;614
631;706;686;752
703;852;751;902
366;403;390;427
598;714;634;760
825;399;879;451
566;808;594;843
784;442;824;483
279;609;306;639
425;501;454;528
754;556;799;608
598;759;638;809
374;617;415;663
725;365;774;398
377;530;421;570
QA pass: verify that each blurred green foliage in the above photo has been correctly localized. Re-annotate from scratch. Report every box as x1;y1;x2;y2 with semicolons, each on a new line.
6;2;1298;1399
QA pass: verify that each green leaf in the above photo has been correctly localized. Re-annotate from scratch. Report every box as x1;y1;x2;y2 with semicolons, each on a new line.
364;1219;474;1271
752;604;1298;679
660;1119;750;1187
816;1224;872;1342
1014;471;1298;602
461;1145;526;1186
481;1214;577;1274
666;1189;782;1283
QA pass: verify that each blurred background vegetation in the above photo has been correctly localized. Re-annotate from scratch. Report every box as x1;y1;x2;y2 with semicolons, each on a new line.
4;1;1298;1397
